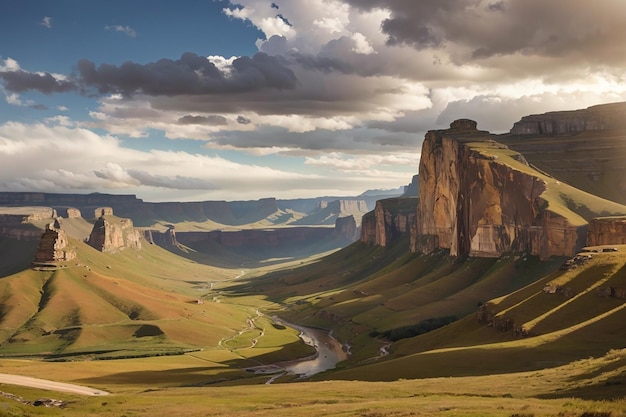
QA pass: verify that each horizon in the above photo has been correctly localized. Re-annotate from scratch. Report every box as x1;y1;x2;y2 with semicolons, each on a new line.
2;1;626;202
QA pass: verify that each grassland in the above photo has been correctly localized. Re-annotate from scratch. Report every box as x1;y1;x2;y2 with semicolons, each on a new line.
1;214;626;414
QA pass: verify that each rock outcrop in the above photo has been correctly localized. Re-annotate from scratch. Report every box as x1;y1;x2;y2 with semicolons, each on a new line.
586;217;626;246
87;209;142;252
360;198;417;247
143;226;178;247
510;102;626;135
32;219;76;267
413;120;597;259
293;199;369;226
335;215;359;242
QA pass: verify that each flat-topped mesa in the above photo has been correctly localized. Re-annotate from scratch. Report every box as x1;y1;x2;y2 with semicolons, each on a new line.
412;119;612;260
335;215;359;242
510;102;626;135
360;198;417;247
32;219;76;267
87;209;142;253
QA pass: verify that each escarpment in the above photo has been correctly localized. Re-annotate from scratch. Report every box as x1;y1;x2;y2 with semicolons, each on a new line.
510;102;626;135
87;208;142;252
360;198;416;247
412;119;626;259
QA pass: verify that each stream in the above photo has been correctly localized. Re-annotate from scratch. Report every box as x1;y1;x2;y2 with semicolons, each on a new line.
246;317;349;382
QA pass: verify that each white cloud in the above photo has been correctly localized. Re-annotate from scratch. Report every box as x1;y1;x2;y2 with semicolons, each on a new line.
0;121;410;201
41;16;52;29
104;24;137;38
351;32;376;55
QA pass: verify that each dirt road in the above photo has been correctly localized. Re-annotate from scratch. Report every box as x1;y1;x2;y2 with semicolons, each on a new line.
0;373;109;396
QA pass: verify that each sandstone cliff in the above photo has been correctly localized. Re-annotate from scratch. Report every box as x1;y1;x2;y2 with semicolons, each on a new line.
293;199;369;226
143;226;178;247
413;119;626;259
360;198;417;247
510;102;626;135
586;217;626;246
87;209;142;253
32;219;76;267
335;215;359;242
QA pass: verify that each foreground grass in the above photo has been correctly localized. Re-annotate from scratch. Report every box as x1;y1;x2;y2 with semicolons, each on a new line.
1;354;626;416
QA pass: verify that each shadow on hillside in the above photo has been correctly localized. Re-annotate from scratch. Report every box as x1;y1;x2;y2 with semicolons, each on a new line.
0;237;39;278
157;237;350;269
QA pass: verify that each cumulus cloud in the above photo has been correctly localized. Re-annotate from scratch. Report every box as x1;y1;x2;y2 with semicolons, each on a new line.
0;121;407;200
345;0;626;70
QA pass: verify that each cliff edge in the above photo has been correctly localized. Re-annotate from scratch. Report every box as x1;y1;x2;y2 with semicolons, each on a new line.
413;119;626;259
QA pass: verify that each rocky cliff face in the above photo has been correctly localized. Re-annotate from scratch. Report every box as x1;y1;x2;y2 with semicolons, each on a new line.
335;215;359;242
587;217;626;246
413;120;590;259
87;209;142;252
32;219;76;267
0;207;57;241
143;226;178;247
510;102;626;135
360;198;417;247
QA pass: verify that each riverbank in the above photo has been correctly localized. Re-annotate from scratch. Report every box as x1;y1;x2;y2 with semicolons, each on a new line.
244;317;348;381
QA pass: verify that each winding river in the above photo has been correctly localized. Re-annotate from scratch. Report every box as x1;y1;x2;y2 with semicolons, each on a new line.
250;317;348;381
280;320;348;377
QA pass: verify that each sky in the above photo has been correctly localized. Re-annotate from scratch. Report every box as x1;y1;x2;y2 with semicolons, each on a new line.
1;1;626;202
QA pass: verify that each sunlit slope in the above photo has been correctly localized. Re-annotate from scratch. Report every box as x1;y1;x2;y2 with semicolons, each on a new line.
468;139;626;225
329;245;626;381
232;239;565;364
501;128;626;205
0;237;250;358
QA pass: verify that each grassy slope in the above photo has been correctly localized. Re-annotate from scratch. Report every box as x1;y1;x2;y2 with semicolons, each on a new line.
500;129;626;205
328;245;626;383
467;139;626;225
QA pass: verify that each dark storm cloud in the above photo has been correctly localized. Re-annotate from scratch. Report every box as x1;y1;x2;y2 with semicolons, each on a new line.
1;52;297;97
0;70;76;94
177;114;228;126
77;52;297;96
344;0;626;63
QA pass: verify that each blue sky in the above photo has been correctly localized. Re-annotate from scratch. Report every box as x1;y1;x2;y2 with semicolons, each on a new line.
2;0;626;202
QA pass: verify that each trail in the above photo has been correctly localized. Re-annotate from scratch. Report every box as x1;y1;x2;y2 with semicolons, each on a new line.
0;373;109;396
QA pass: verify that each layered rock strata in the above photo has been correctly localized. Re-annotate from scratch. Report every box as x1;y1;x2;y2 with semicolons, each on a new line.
32;219;76;266
586;217;626;246
335;215;359;242
413;120;588;259
87;209;142;252
511;102;626;135
360;198;416;247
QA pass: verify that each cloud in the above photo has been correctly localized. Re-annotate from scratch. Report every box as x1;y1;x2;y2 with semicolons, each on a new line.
75;52;296;96
105;24;137;38
177;115;228;126
41;16;52;29
0;121;410;201
344;0;626;70
0;69;76;94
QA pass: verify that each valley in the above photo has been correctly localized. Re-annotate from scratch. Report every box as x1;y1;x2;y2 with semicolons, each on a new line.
1;103;626;416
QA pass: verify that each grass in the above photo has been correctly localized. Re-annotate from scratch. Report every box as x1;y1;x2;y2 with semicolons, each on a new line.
2;199;626;415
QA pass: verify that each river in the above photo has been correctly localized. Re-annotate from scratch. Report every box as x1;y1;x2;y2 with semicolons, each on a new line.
279;320;348;378
247;317;349;382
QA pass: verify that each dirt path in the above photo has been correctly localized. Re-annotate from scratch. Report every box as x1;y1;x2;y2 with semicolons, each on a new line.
0;373;109;396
